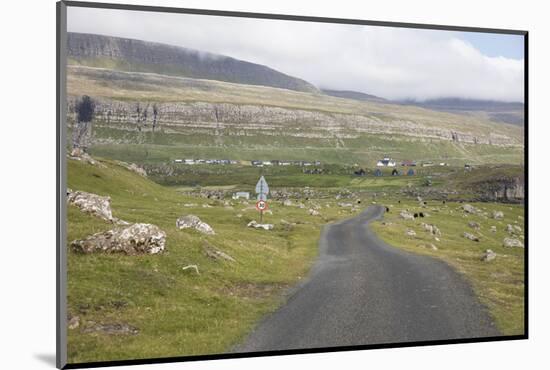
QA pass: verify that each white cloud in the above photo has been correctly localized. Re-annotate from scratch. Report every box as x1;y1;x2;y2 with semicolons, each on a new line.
67;7;524;102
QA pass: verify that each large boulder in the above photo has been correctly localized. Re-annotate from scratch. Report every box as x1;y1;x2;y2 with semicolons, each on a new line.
503;238;524;248
71;223;166;255
176;215;215;235
67;190;113;221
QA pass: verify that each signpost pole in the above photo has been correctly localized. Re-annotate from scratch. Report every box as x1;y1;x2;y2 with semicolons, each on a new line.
255;176;269;224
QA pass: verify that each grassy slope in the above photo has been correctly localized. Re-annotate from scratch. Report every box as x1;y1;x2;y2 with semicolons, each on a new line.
66;157;362;363
370;199;524;335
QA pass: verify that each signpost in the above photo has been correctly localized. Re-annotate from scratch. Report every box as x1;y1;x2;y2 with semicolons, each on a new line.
255;176;269;222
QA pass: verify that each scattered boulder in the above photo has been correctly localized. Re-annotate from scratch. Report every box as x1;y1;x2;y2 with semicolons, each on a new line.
506;224;515;234
203;241;235;262
462;204;478;214
421;223;441;236
82;322;139;335
283;199;293;207
400;210;415;220
176;215;215;235
71;223;166;255
490;226;497;233
337;202;353;208
513;225;522;233
68;151;105;167
418;243;438;251
67;190;113;222
468;221;480;230
503;238;524;248
492;210;504;219
116;161;147;177
68;315;80;330
481;249;497;262
309;209;321;216
247;220;274;230
463;232;480;242
280;219;296;232
406;229;417;237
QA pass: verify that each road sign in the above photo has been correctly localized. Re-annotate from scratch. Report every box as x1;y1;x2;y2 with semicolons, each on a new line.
257;193;268;201
255;176;269;196
256;200;268;212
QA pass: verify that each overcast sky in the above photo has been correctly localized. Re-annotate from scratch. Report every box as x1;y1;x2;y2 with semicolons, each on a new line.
67;6;524;102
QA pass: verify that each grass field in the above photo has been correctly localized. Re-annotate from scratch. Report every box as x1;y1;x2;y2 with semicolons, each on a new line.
66;157;363;363
84;128;524;168
370;199;525;335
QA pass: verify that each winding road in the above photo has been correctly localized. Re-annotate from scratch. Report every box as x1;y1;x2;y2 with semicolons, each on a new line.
235;205;499;352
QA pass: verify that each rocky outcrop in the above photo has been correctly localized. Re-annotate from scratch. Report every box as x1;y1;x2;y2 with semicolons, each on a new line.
471;177;524;202
176;215;215;235
71;223;166;255
67;190;113;221
70;97;520;147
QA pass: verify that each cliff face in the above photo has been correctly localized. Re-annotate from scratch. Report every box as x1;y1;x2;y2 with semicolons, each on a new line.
67;97;521;146
471;176;525;202
67;32;319;93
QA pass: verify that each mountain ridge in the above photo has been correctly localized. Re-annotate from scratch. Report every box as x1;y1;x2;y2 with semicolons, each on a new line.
67;32;319;93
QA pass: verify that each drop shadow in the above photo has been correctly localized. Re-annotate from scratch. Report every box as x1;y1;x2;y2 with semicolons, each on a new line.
34;353;57;367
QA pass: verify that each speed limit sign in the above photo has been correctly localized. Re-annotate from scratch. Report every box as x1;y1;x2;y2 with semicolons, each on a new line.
256;200;268;211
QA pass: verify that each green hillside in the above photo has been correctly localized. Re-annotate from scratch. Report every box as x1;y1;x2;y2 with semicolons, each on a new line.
66;156;362;363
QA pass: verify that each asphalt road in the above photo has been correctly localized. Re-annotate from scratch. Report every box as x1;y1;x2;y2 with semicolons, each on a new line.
234;205;499;352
